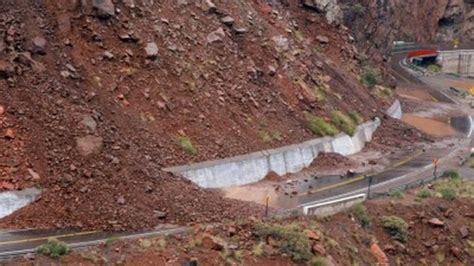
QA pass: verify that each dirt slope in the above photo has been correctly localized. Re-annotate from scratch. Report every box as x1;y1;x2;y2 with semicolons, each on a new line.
0;0;419;231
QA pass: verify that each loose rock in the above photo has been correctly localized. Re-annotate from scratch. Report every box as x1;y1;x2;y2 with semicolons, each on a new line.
221;16;235;26
316;35;329;44
76;135;103;156
428;218;444;227
93;0;115;18
0;60;14;79
4;128;15;139
30;36;47;55
207;27;226;44
144;42;159;59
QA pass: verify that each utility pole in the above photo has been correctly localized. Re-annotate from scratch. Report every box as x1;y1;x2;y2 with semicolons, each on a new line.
367;175;374;199
264;196;270;218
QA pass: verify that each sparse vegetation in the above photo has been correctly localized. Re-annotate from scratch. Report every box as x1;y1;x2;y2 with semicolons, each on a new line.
314;86;327;102
416;188;432;200
176;135;197;155
442;169;460;180
381;216;408;242
361;66;382;88
389;191;404;199
351;203;371;228
434;176;474;200
255;222;312;262
36;238;69;259
311;256;329;266
426;64;441;73
439;188;457;201
258;130;283;143
305;113;339;137
348;111;363;124
353;3;365;16
252;242;265;257
330;110;357;136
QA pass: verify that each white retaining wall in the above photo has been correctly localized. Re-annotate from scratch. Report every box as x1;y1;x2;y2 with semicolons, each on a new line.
165;101;401;188
438;50;474;76
0;188;40;218
386;99;402;119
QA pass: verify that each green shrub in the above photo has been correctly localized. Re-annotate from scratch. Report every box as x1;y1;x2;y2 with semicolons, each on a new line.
305;114;338;137
252;242;265;257
389;191;404;199
348;111;363;124
176;135;197;155
440;188;456;201
353;3;365;16
470;163;474;169
426;64;441;73
258;130;273;143
254;222;312;262
330;111;357;136
442;169;460;180
361;67;382;88
351;203;371;228
416;188;432;199
381;216;408;242
36;238;69;259
311;256;329;266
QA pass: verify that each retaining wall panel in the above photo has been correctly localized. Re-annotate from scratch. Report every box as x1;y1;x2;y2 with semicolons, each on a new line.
165;102;401;188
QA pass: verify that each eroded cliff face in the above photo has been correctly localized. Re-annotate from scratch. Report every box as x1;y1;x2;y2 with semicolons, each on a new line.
339;0;474;61
437;0;474;41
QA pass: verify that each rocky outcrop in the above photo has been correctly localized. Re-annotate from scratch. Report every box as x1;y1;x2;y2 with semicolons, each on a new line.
437;0;474;41
302;0;343;24
341;0;474;61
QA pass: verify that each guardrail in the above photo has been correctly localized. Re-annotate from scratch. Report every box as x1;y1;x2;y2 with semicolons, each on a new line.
302;193;366;216
371;174;441;199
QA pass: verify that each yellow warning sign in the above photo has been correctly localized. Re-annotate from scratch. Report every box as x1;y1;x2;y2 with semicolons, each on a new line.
470;86;474;96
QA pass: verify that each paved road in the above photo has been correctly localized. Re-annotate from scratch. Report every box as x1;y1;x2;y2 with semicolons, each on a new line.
293;48;473;207
0;227;189;259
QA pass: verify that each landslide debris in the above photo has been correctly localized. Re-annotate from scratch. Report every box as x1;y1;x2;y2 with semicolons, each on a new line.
8;189;474;265
0;0;425;231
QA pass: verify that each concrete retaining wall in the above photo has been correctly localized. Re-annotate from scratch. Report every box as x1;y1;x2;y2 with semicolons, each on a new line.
165;101;401;188
0;188;40;218
438;50;474;77
166;120;380;188
386;99;402;119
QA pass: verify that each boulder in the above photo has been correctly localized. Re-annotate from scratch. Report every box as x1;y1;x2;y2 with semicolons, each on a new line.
201;0;217;14
207;27;226;44
30;36;47;55
316;35;329;44
221;16;235;26
428;218;444;227
144;42;159;59
76;135;103;156
92;0;115;18
0;60;14;79
370;243;388;265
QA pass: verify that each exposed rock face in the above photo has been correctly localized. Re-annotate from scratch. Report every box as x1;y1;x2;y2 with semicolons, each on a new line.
302;0;343;24
437;0;474;41
341;0;474;61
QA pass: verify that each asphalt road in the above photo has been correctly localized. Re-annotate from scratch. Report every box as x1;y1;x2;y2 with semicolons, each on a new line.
0;227;189;259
